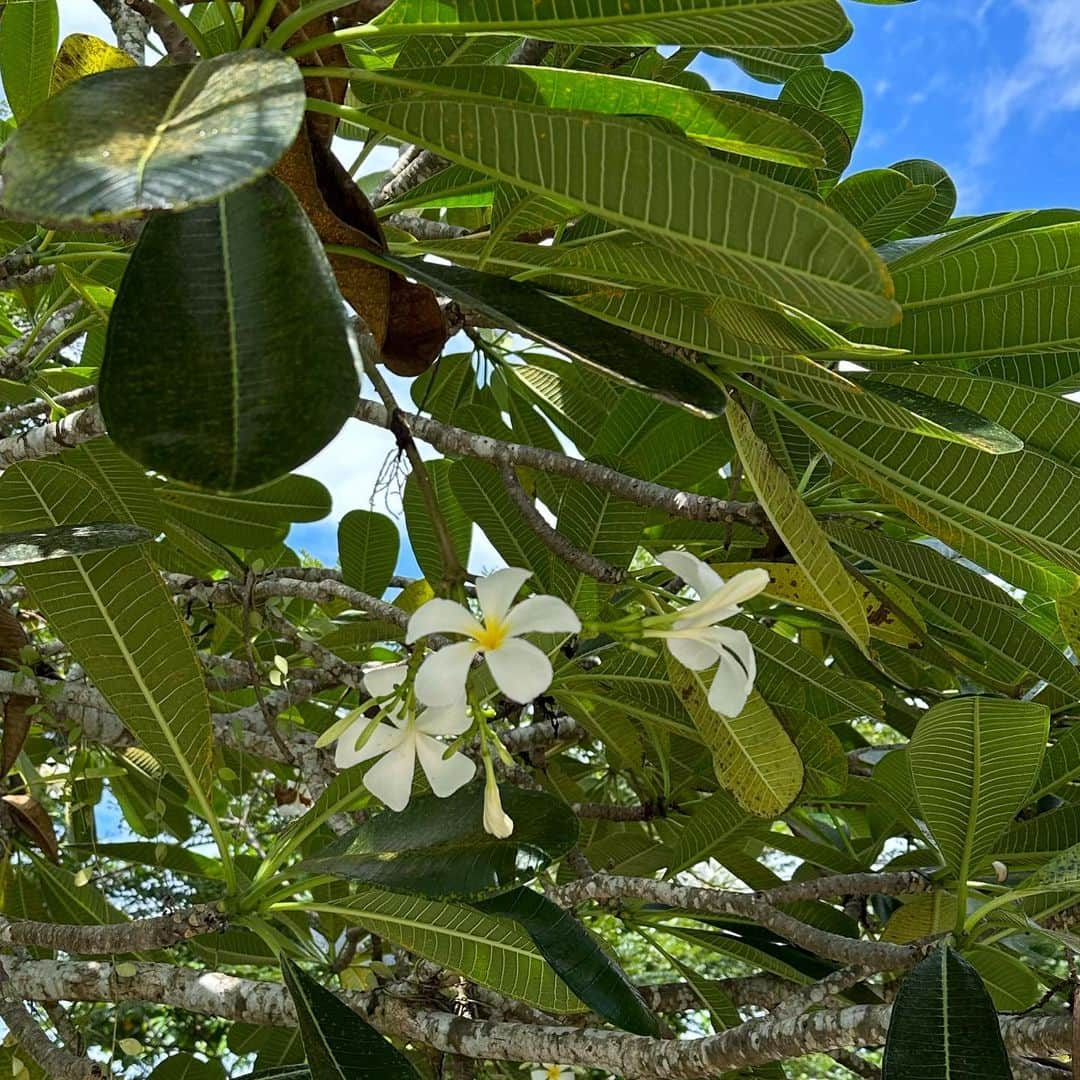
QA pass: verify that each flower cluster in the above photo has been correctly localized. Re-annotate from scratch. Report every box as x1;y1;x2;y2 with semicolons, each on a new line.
333;555;769;832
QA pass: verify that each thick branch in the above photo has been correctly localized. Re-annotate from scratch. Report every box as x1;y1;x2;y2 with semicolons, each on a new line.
3;959;1071;1079
0;998;102;1079
0;406;106;467
550;873;933;971
354;399;766;528
0;905;224;953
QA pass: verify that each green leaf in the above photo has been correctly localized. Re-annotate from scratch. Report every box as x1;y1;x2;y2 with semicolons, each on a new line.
728;398;869;647
330;887;584;1012
0;51;305;223
338;510;399;597
779;67;861;145
0;0;58;123
790;403;1080;592
882;946;1011;1080
668;789;753;874
402;462;471;585
828;524;1080;697
825;168;936;245
158;474;331;551
887;158;957;237
0;461;215;793
666;657;803;817
476;887;662;1035
375;254;728;415
280;957;418;1079
342;86;897;326
299;785;579;900
148;1055;227;1080
0;522;152;565
858;220;1080;359
370;0;852;50
100;175;359;493
363;65;824;167
964;946;1041;1012
908;697;1049;882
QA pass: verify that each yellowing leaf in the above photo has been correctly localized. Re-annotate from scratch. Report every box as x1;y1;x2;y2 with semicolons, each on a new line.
667;660;803;817
50;33;134;95
727;400;870;649
714;560;925;648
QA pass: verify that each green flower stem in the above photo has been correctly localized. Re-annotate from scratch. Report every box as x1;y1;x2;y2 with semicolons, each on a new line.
151;0;213;57
264;1;370;51
238;0;280;48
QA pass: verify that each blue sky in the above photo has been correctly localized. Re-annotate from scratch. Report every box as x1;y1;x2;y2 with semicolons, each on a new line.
51;0;1080;576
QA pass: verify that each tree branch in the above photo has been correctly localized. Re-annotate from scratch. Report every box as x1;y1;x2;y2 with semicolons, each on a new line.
499;463;627;584
354;399;767;528
0;905;224;953
3;958;1072;1079
0;406;106;467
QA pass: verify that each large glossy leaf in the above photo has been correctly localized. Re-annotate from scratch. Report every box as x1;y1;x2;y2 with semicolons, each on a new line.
728;399;868;646
882;946;1011;1080
280;957;418;1079
340;83;897;326
338;510;399;597
355;64;824;166
907;698;1048;882
0;461;214;793
402;462;472;585
330;887;584;1013
299;785;579;900
888;158;957;237
476;887;662;1035
100;175;359;492
666;659;803;817
0;522;152;565
368;0;852;50
0;51;305;223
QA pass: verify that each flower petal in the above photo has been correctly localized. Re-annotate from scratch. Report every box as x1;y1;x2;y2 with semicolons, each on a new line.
416;699;471;737
334;721;405;770
665;634;721;671
414;640;480;706
415;734;477;797
505;594;581;637
362;734;418;811
657;549;725;600
705;627;756;718
363;661;408;700
483;779;515;838
476;567;533;625
690;568;770;623
485;637;553;703
405;598;483;644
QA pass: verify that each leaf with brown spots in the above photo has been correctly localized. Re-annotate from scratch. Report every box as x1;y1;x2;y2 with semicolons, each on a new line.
2;794;59;862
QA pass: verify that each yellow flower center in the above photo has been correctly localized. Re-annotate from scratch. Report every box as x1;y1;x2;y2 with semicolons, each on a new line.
545;1068;564;1080
473;616;509;652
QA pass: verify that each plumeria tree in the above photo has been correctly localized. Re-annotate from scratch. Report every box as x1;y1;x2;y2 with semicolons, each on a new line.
0;0;1078;1077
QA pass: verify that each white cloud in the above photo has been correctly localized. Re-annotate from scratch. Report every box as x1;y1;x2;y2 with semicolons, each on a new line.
971;0;1080;164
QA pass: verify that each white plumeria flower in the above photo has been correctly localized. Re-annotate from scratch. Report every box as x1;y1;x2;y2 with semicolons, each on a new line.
406;568;581;707
530;1066;574;1080
334;662;475;812
648;550;769;718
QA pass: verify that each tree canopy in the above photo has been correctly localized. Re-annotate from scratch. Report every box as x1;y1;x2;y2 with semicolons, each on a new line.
0;1;1078;1078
